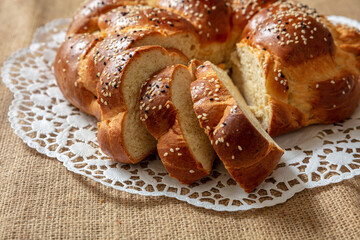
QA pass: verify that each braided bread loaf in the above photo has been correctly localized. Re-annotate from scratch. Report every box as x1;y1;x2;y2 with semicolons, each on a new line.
54;0;360;192
232;1;360;137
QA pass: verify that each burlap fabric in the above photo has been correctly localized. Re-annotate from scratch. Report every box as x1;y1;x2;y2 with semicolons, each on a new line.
0;0;359;239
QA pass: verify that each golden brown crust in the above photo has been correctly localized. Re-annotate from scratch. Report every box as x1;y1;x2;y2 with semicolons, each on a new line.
96;47;134;119
231;0;278;34
80;33;135;96
266;62;360;137
310;74;360;124
191;61;284;193
68;0;235;45
67;0;143;34
156;0;232;44
139;66;176;139
98;5;197;36
54;34;101;120
225;144;282;192
139;65;214;184
242;1;335;67
267;97;305;137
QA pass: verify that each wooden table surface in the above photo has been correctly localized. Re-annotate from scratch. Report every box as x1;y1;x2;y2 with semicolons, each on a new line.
0;0;359;239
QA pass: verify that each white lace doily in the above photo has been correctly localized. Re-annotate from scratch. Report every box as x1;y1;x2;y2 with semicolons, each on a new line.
2;16;360;212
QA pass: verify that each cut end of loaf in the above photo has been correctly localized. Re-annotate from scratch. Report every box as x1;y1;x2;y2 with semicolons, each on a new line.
231;44;271;131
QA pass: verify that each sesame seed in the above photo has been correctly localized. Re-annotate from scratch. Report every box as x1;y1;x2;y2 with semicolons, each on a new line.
189;170;195;174
164;152;168;157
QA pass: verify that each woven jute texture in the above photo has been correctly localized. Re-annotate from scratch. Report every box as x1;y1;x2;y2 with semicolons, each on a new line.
0;0;359;239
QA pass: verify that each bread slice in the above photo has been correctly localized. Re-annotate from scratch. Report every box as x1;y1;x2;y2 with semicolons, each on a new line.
191;61;284;193
139;64;215;184
97;46;188;164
